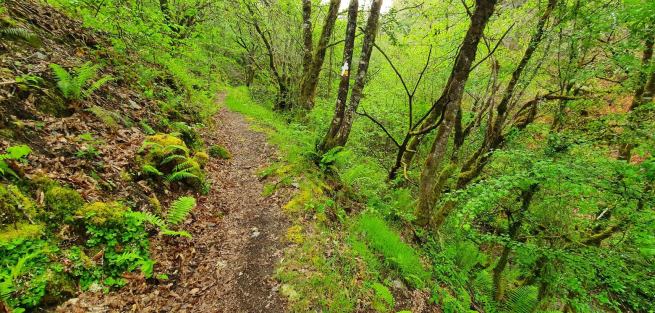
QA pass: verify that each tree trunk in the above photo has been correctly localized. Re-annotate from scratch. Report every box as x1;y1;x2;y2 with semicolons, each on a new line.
319;0;358;152
492;184;538;301
301;0;313;73
320;0;384;152
619;33;654;160
415;0;498;227
300;0;341;110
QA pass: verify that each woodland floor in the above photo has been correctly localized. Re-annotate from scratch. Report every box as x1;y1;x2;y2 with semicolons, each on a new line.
56;98;292;313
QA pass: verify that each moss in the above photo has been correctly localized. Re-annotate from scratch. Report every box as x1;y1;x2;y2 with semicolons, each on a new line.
193;151;209;167
76;201;128;226
87;106;120;129
31;175;59;190
0;184;38;226
0;128;14;139
0;223;44;243
146;133;186;148
208;144;231;159
44;186;85;222
286;225;304;244
40;270;77;306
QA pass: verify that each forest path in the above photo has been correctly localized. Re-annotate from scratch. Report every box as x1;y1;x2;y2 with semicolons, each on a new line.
58;97;290;313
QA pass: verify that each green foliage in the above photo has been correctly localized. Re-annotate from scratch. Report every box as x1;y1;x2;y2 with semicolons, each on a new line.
44;185;84;222
370;282;394;312
129;196;196;238
0;27;39;45
0;184;38;226
208;144;231;159
166;196;195;225
502;286;538;313
49;62;112;101
354;214;431;288
0;145;30;179
138;133;206;190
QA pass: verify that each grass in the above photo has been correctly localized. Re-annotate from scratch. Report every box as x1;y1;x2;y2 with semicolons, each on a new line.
354;213;431;289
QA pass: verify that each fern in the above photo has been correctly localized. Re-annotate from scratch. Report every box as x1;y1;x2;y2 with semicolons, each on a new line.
167;196;196;225
161;154;187;165
0;27;39;45
167;170;200;183
50;62;112;100
129;196;196;238
142;164;164;176
502;286;539;313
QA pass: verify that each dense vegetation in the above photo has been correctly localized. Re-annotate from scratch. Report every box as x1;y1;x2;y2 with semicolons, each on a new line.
1;0;653;312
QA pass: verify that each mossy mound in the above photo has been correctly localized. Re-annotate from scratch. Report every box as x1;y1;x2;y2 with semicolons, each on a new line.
76;201;128;226
0;184;38;226
139;133;188;166
0;223;44;243
44;186;84;222
208;144;231;159
193;151;209;167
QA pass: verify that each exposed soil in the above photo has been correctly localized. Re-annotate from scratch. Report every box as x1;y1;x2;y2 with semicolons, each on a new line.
56;103;292;313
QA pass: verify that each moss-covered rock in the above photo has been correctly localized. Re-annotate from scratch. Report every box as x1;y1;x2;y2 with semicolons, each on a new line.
0;223;44;243
40;270;76;306
76;201;128;226
44;186;85;222
208;144;231;159
0;184;38;226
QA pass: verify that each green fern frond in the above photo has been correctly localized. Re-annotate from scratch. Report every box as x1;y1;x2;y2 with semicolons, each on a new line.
50;63;73;99
167;171;200;182
167;196;196;225
161;229;192;238
0;27;39;44
82;74;113;98
173;159;197;172
161;154;187;165
129;211;166;228
74;62;99;92
163;144;190;155
502;286;539;313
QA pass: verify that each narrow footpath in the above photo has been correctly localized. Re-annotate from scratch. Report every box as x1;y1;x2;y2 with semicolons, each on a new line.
58;103;291;313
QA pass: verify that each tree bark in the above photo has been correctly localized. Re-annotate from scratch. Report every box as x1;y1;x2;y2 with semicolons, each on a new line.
415;0;498;227
320;0;384;152
300;0;342;110
301;0;313;73
319;0;358;152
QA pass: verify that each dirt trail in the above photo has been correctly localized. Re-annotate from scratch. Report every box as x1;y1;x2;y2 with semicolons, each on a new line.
58;105;291;312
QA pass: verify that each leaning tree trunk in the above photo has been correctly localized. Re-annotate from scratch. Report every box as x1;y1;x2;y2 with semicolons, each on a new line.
318;0;359;152
299;0;341;110
415;0;498;227
320;0;384;153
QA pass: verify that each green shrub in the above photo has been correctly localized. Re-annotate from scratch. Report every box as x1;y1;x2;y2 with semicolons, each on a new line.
208;144;231;159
